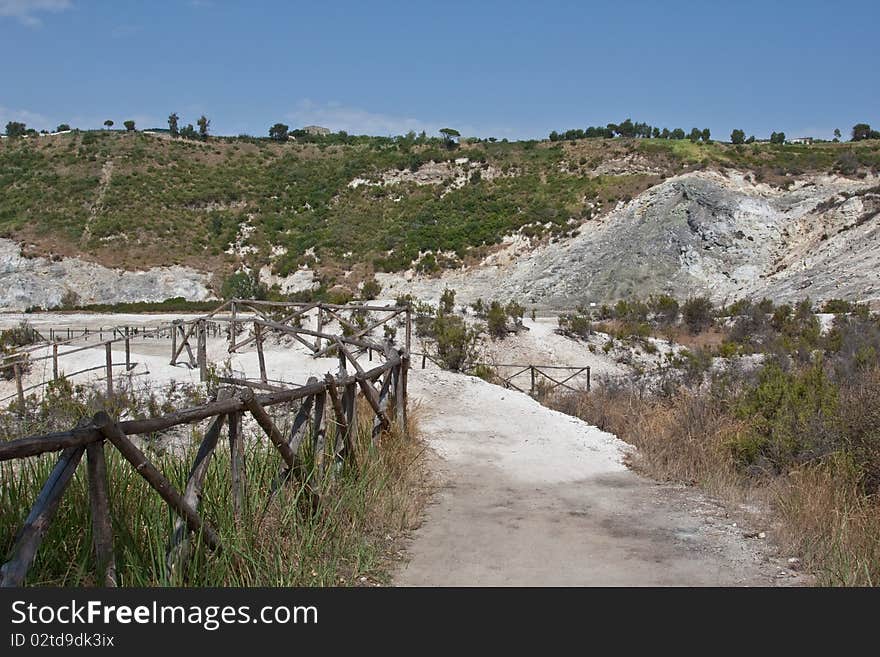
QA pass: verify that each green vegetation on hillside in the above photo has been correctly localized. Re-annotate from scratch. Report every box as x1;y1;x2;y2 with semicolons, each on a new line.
1;131;878;292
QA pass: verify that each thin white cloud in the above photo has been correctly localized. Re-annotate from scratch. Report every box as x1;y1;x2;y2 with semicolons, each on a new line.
286;100;431;137
0;0;72;26
284;99;518;139
0;106;52;130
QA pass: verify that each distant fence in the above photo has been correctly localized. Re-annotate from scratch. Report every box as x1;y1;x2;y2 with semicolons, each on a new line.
413;351;590;396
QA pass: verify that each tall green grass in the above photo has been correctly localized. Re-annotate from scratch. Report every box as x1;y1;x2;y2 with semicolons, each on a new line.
1;405;425;586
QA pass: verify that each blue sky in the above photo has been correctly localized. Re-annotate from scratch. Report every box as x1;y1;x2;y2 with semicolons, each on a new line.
1;0;877;140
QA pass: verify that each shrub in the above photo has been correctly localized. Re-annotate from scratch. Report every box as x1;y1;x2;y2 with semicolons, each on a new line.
433;313;479;371
559;313;591;339
360;276;382;300
648;294;679;325
682;296;714;334
221;271;267;300
470;363;498;383
439;288;456;315
486;301;509;339
734;358;839;473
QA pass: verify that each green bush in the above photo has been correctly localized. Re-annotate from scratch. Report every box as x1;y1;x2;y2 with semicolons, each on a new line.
439;288;456;315
360;276;382;300
221;271;267;300
682;296;714;334
486;301;509;339
433;313;479;372
734;358;839;472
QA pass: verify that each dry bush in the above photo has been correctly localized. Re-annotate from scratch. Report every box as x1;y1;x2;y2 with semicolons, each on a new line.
773;458;880;586
551;385;744;495
549;365;880;586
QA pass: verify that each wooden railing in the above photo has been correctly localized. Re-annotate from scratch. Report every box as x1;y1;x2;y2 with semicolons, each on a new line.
1;299;408;407
0;303;411;588
414;351;591;395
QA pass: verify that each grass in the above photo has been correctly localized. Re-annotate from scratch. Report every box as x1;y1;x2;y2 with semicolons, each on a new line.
0;395;427;586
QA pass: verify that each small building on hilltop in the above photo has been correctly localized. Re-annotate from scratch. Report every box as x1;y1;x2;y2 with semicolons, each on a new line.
788;136;814;145
302;125;331;136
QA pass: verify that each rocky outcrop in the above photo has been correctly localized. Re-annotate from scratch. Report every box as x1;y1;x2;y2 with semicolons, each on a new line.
0;239;214;311
377;170;880;308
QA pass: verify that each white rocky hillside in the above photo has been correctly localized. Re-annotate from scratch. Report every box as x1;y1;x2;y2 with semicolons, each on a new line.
378;170;880;308
0;239;213;311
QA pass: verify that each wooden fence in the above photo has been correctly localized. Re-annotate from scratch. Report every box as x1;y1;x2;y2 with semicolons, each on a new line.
414;351;590;395
1;299;408;408
0;309;410;587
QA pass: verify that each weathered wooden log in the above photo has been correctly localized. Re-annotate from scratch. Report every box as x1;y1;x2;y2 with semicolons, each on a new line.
0;446;85;587
324;374;348;461
289;378;317;455
314;306;323;352
93;412;221;552
314;308;404;359
197;320;207;382
86;439;117;587
343;381;358;457
399;353;409;436
252;318;384;354
13;362;25;412
266;386;316;502
405;305;412;357
372;368;394;441
170;320;178;365
104;343;113;397
0;357;398;462
166;410;227;577
240;388;296;469
338;342;391;433
256;323;267;383
311;386;326;477
228;411;245;522
124;327;131;372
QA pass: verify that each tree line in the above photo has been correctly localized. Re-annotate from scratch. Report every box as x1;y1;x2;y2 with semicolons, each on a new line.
550;119;712;142
548;120;880;145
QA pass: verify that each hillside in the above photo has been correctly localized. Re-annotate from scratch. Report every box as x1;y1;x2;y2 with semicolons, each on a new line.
1;130;879;309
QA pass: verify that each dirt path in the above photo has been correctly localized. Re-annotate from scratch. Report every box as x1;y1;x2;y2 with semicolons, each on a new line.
396;368;807;586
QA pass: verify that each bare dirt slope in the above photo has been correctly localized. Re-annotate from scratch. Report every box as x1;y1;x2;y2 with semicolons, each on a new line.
379;170;880;309
396;367;806;586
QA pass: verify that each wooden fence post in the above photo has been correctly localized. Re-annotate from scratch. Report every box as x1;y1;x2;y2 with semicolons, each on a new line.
170;321;178;366
587;366;591;392
0;446;85;587
314;305;323;352
197;320;207;382
86;440;117;586
124;327;131;372
399;352;409;435
52;343;58;380
343;381;358;456
405;304;412;357
93;412;221;552
324;374;348;461
530;366;536;396
230;301;237;350
14;362;25;412
104;343;113;397
256;323;267;384
228;411;245;523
